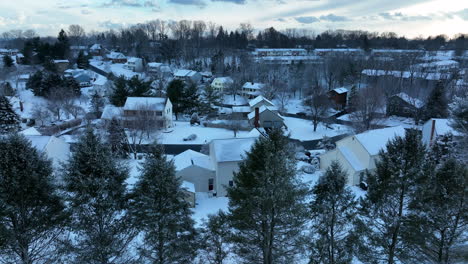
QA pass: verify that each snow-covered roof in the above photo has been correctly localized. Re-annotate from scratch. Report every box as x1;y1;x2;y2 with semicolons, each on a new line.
338;146;365;171
74;73;92;83
93;74;108;86
126;57;141;63
393;92;424;109
354;126;406;156
247;105;281;120
53;59;69;63
332;87;348;94
148;62;163;67
123;97;167;111
90;44;102;50
362;69;451;80
173;149;214;171
248;95;274;107
414;59;459;69
20;127;41;136
243;82;265;90
211;137;257;162
107;51;126;59
200;71;212;77
256;48;307;52
26;136;52;151
232;106;251;113
212;77;233;84
426;118;457;136
181;181;195;193
101;105;123;120
174;69;198;77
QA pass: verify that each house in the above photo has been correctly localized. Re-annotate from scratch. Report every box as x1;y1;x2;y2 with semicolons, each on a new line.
241;82;265;99
147;62;164;77
106;51;127;63
248;95;275;110
73;73;93;87
122;97;173;129
247;105;284;129
89;44;104;56
320;126;406;185
93;74;110;95
53;60;69;72
209;137;257;196
124;57;144;72
211;77;234;93
254;48;307;57
0;48;19;56
422;118;458;147
173;150;216;194
181;181;196;207
101;105;123;124
232;106;251;118
174;69;202;84
15;53;25;64
329;87;348;109
200;71;213;83
387;92;424;118
25;135;70;168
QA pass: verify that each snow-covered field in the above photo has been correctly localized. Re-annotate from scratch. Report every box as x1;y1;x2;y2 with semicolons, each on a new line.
284;116;352;141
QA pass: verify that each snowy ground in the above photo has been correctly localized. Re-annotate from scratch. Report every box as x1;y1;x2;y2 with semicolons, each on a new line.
130;121;252;145
274;97;308;114
222;94;247;106
339;114;422;130
284;116;352;141
90;60;142;80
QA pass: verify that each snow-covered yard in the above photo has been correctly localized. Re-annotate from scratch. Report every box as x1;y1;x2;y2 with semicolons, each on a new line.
222;94;247;106
284;116;352;141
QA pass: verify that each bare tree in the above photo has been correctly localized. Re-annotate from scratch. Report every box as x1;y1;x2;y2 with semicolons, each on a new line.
226;113;244;137
350;86;385;132
68;24;86;45
126;104;162;159
31;105;51;126
303;86;331;132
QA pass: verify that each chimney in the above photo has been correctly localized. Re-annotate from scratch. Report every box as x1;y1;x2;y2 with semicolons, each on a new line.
429;119;436;145
19;101;23;112
254;107;260;128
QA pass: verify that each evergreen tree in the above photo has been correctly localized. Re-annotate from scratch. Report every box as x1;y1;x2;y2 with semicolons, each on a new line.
127;75;150;96
227;130;308;264
107;118;129;158
130;144;197;264
90;91;105;115
405;142;467;263
62;129;135;264
166;79;185;120
204;85;221;108
26;71;44;96
64;76;81;96
181;82;201;114
449;91;468;160
347;85;358;113
110;76;130;107
424;81;448;120
54;29;70;59
76;50;89;69
309;161;357;264
2;55;13;68
0;134;67;264
357;130;426;264
199;211;232;264
0;96;20;133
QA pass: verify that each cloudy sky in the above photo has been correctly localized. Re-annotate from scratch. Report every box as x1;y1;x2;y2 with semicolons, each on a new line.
1;0;467;38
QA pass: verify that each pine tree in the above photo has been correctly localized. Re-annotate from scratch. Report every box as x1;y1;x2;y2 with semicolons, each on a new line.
26;71;44;96
0;134;67;264
107;118;128;158
182;82;201;114
227;130;308;264
76;50;89;69
404;144;468;263
357;129;426;264
62;129;135;264
449;91;468;160
54;29;69;59
424;81;448;120
309;161;357;264
347;85;358;113
0;96;20;133
166;79;185;120
110;76;129;107
90;91;105;115
64;76;80;96
2;55;13;68
127;76;151;97
198;211;232;264
130;144;197;264
204;85;221;109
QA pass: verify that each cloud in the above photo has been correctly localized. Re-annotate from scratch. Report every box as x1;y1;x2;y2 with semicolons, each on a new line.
211;0;246;4
99;20;126;29
378;12;431;21
455;9;468;20
275;18;287;22
101;0;148;7
319;13;349;22
295;16;319;24
168;0;206;7
81;9;92;15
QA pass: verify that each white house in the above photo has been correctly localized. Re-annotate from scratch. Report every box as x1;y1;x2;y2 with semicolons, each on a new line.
93;74;110;95
122;97;173;129
25;135;70;169
174;69;202;84
247;105;283;129
173;150;216;194
422;118;458;147
320;126;406;185
106;52;127;63
124;57;144;72
241;82;265;99
211;77;233;93
209;137;257;196
248;95;275;110
90;44;103;55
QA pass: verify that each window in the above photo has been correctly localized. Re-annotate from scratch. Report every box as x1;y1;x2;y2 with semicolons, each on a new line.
208;179;214;191
229;180;234;187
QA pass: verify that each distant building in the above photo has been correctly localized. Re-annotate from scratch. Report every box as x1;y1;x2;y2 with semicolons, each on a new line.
174;69;202;84
421;118;459;147
124;57;144;72
73;73;93;87
122;97;173;129
252;48;319;64
247;105;284;129
211;77;233;93
25;135;70;169
53;60;69;72
89;44;104;56
320;126;406;185
241;82;265;99
0;48;19;56
106;51;127;63
387;92;424;118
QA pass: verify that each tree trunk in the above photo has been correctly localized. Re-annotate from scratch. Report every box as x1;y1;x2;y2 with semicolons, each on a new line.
388;186;405;264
